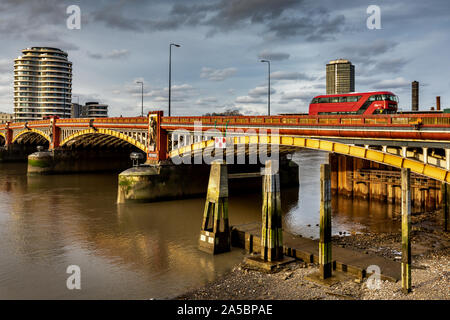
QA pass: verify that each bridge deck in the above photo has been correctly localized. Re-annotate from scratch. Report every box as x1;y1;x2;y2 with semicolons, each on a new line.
232;222;401;282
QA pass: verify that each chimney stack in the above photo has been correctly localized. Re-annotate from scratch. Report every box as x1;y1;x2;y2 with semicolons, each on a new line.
412;81;419;111
436;96;441;111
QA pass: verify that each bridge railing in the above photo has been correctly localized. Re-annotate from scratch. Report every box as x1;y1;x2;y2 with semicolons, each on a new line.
161;113;450;128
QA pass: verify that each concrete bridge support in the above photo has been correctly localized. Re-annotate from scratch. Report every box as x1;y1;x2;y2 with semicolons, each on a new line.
260;160;283;262
0;144;39;162
117;158;299;203
199;161;231;255
27;149;133;175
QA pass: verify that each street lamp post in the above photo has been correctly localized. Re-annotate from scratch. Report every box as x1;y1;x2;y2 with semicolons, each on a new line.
260;59;271;116
136;81;144;117
169;43;180;117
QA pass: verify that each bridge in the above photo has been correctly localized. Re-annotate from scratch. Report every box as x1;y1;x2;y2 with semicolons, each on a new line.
3;111;448;293
2;111;450;181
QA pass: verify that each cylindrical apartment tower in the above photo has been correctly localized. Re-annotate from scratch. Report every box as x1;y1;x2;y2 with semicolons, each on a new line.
411;81;419;111
14;47;72;121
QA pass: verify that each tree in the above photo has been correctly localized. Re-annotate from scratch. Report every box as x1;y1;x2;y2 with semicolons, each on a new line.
203;109;243;117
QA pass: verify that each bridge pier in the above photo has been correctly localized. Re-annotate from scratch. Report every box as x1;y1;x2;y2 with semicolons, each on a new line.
0;144;39;162
27;149;134;175
117;158;299;203
198;161;231;254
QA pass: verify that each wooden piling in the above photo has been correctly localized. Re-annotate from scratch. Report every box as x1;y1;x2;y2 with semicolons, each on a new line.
199;160;231;254
261;160;283;262
319;163;332;279
329;153;338;194
441;182;449;232
401;168;412;294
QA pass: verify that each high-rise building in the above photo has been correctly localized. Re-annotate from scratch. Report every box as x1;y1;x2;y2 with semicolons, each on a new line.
326;59;355;94
14;47;72;121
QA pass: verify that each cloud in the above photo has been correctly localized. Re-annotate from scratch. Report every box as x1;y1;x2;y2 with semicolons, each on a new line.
0;1;80;53
0;0;66;35
0;59;11;73
235;96;264;104
91;0;343;41
196;97;218;105
372;58;409;74
258;50;290;61
266;8;346;41
280;90;318;100
87;49;130;59
337;39;398;65
373;77;410;89
271;71;315;81
171;84;194;92
248;86;276;97
200;67;237;81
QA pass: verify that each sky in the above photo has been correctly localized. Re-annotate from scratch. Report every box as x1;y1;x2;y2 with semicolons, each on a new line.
0;0;449;117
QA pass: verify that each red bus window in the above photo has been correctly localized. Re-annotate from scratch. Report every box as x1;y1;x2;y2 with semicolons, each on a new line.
347;96;360;102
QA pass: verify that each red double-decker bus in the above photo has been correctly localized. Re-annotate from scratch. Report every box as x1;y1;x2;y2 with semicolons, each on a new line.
308;91;398;115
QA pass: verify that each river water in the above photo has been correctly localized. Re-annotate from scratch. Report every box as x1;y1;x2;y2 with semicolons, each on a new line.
0;150;400;299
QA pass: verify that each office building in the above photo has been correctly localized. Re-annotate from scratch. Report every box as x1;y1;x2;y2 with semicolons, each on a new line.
326;59;355;94
85;102;108;118
71;103;83;118
71;102;108;118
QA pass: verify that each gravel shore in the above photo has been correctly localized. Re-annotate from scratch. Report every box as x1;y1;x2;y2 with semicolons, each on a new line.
178;210;449;300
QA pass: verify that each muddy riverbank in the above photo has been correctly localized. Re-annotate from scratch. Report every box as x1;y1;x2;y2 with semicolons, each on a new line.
178;210;449;300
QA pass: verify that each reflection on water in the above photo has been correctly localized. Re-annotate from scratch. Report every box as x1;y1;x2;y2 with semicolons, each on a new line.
287;150;401;238
0;151;400;299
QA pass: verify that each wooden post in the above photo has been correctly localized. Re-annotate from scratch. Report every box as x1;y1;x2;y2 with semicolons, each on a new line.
442;182;449;232
401;168;412;294
319;163;332;279
329;153;338;194
199;160;231;254
261;160;283;262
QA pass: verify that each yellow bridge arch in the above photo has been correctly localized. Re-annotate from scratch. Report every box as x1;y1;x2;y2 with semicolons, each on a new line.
169;135;450;183
12;128;51;144
60;128;148;153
